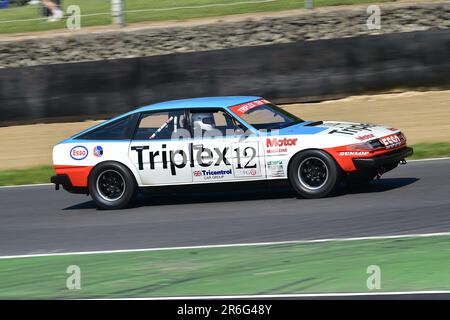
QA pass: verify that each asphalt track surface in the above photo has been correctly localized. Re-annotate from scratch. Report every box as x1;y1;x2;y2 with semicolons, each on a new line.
1;159;450;256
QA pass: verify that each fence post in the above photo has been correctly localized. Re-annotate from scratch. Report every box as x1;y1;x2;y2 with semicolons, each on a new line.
305;0;314;10
111;0;125;27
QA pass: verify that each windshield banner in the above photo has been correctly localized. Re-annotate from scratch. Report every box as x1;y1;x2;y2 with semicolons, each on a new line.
229;99;270;117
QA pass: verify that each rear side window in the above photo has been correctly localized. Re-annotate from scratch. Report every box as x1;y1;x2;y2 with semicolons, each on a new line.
76;114;137;140
134;110;188;140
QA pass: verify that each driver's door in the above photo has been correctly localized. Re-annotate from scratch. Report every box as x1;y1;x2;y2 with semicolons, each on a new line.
187;108;266;182
128;109;193;185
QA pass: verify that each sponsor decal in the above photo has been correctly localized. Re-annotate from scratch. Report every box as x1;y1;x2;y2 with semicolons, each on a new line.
193;169;233;180
193;170;202;177
267;148;287;154
265;137;297;154
229;99;270;117
131;143;230;176
338;151;370;156
267;137;297;147
355;134;375;141
388;127;398;131
267;160;283;166
202;169;232;176
267;160;284;177
93;146;103;157
236;168;257;176
328;123;377;136
380;134;402;149
70;146;88;160
132;142;261;177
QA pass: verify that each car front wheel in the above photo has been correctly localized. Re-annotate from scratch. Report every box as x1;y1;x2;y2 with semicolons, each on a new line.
288;150;340;199
88;162;138;210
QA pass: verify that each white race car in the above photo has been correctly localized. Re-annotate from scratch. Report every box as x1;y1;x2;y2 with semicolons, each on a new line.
51;96;413;209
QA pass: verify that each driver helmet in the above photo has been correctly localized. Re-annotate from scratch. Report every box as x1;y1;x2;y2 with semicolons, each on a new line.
192;113;216;131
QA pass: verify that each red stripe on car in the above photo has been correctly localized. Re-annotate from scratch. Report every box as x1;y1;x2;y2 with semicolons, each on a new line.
54;165;94;187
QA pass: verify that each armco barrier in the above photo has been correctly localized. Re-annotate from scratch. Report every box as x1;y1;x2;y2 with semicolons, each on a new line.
0;29;449;126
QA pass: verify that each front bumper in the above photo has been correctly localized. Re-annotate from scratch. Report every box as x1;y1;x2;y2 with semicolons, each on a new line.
352;147;414;169
51;174;88;194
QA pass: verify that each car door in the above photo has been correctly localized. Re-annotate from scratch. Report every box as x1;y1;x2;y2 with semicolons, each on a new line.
228;114;266;180
188;108;266;183
128;109;193;186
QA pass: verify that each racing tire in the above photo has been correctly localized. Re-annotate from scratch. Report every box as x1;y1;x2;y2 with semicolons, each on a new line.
88;162;138;210
288;150;340;199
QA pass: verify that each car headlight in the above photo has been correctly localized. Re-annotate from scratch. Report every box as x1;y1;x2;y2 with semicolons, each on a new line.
397;132;407;144
346;139;384;151
345;142;375;151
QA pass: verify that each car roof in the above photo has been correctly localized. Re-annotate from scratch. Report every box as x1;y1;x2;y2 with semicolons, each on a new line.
134;96;261;112
66;96;262;141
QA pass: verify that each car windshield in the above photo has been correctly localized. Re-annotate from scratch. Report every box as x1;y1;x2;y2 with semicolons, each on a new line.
229;99;303;130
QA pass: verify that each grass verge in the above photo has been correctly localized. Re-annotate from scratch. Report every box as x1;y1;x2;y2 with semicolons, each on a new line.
0;165;53;186
409;142;450;160
1;235;450;299
0;142;449;186
1;0;393;34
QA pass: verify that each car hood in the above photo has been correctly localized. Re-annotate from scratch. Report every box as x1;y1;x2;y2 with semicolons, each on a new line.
278;121;399;142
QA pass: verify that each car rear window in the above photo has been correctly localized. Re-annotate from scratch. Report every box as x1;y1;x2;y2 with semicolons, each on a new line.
76;114;137;140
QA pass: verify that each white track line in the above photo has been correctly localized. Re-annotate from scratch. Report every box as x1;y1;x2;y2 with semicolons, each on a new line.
0;183;52;189
409;157;450;162
99;290;450;300
0;157;449;190
2;231;450;260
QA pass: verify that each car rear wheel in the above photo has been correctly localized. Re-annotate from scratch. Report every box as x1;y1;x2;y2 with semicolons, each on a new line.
88;162;138;210
288;150;340;198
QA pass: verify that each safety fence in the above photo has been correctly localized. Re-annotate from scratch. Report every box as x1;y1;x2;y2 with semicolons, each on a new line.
0;0;291;33
0;29;449;126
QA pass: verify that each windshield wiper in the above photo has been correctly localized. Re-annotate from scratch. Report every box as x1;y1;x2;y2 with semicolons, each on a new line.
277;121;304;129
304;121;324;126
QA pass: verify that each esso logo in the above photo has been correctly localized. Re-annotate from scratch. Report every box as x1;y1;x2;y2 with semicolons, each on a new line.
70;146;88;160
380;134;401;149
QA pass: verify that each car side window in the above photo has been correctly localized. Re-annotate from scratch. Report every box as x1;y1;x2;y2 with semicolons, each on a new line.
76;115;137;140
189;108;246;138
134;110;188;140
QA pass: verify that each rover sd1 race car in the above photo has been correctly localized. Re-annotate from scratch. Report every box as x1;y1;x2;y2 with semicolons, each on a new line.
51;96;413;209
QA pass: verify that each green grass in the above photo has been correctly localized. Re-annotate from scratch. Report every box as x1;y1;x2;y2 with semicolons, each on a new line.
1;235;450;299
0;165;53;186
410;142;450;160
0;0;393;34
0;142;449;186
